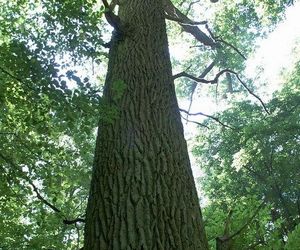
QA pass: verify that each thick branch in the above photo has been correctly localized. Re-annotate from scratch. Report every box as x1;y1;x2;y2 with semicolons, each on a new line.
102;0;121;30
175;69;270;114
164;0;216;47
63;218;86;225
199;60;217;79
165;14;207;26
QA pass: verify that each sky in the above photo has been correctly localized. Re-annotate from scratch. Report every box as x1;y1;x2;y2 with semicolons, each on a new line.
246;0;300;97
174;1;300;181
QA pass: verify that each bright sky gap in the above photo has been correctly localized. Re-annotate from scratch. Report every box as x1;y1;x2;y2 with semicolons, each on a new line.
169;1;300;179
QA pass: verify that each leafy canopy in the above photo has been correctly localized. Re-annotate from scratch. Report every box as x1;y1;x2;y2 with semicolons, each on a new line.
0;0;296;249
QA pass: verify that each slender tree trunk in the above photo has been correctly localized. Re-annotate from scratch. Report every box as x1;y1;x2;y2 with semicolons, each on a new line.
84;1;208;249
216;237;232;250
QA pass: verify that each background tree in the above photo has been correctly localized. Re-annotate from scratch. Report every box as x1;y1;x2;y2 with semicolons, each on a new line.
193;62;300;249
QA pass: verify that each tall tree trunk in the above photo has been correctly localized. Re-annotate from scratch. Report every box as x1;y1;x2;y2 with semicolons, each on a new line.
84;1;208;249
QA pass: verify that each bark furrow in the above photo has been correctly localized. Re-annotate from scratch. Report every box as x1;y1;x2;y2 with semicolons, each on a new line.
84;1;208;249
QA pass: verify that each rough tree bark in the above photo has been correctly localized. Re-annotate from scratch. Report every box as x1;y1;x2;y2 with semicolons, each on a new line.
84;0;208;249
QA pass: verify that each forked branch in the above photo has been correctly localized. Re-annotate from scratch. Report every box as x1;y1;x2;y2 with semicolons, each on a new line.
173;69;229;84
174;69;270;114
102;0;121;30
184;0;201;15
163;1;247;60
164;0;216;47
180;115;209;128
186;60;216;114
179;108;235;130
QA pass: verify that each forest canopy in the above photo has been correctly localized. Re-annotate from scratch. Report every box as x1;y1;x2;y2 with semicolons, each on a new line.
0;0;299;249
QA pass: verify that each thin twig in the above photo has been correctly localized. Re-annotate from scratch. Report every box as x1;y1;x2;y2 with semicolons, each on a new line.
228;201;265;240
185;0;201;15
29;180;61;213
0;66;36;91
187;60;216;114
234;73;270;114
180;108;235;130
216;37;247;60
205;24;246;60
0;151;62;213
0;132;16;135
0;152;85;225
180;115;209;128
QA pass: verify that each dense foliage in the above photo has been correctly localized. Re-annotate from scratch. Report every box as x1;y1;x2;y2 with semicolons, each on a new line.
0;0;298;249
0;0;105;248
194;63;300;249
